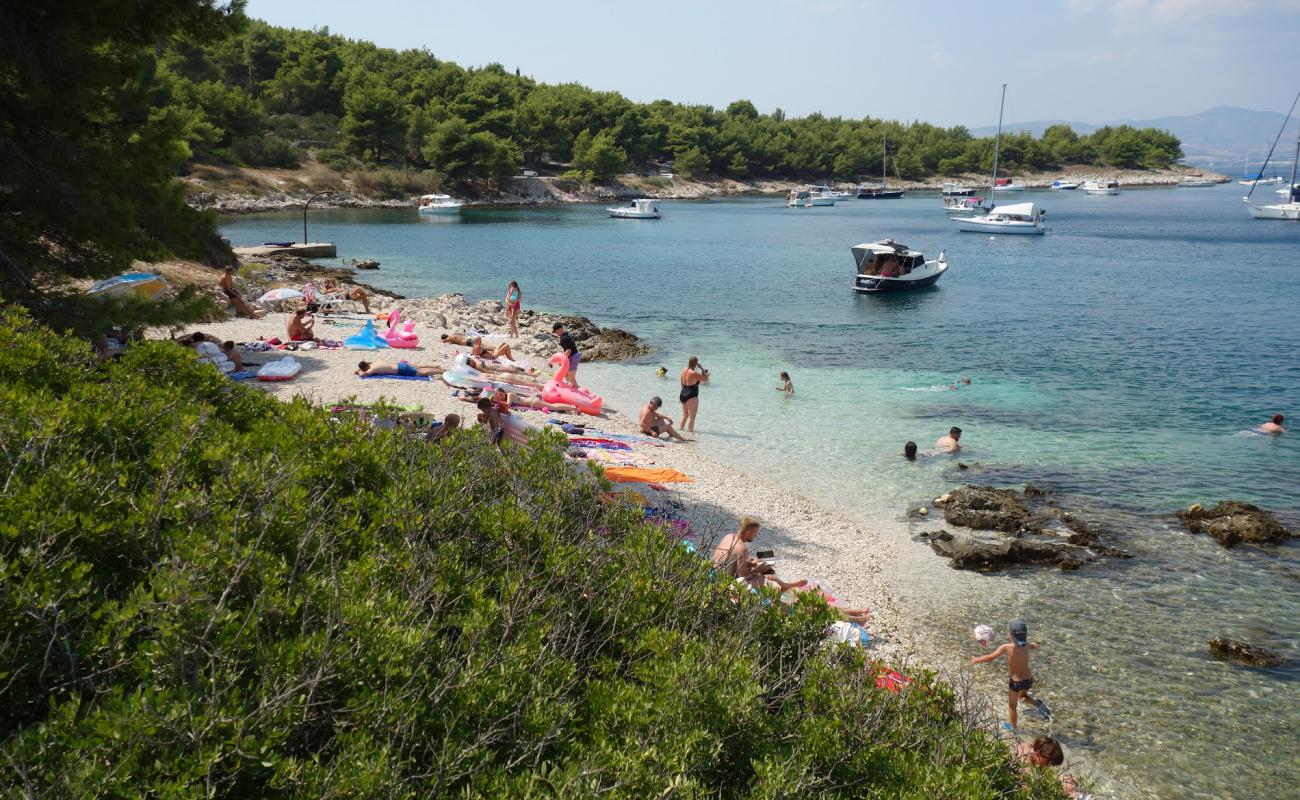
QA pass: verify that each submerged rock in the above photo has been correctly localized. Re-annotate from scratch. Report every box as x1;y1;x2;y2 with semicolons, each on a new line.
919;530;1092;571
1176;501;1294;548
1208;637;1285;668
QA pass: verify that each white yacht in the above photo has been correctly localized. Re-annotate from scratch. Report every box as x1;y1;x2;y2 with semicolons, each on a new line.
942;182;975;196
787;189;812;207
951;84;1048;237
851;240;948;293
416;194;464;213
608;198;661;219
1246;135;1300;221
993;180;1026;192
955;201;1046;234
1050;179;1079;191
1082;179;1120;195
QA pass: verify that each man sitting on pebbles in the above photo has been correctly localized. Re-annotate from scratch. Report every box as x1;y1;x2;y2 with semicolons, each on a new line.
639;396;688;441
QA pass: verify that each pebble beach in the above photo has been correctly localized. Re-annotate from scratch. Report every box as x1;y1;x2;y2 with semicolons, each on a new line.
177;307;914;663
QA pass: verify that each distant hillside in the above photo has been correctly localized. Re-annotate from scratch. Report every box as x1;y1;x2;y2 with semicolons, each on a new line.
975;106;1300;171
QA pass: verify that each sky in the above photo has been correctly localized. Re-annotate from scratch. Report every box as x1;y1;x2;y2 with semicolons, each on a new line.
244;0;1300;127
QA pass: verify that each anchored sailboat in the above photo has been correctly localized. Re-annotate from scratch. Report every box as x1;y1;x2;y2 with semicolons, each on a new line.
954;84;1045;235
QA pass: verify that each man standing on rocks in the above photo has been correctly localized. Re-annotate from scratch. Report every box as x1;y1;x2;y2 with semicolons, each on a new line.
553;321;579;387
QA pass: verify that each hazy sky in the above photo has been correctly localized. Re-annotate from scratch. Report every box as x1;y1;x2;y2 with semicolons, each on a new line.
245;0;1300;127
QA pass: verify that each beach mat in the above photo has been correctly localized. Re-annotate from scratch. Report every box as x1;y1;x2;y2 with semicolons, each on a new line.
603;467;693;484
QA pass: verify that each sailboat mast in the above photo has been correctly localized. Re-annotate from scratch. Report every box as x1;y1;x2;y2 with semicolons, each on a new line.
882;131;888;189
1245;87;1300;203
991;83;1006;199
1290;135;1300;203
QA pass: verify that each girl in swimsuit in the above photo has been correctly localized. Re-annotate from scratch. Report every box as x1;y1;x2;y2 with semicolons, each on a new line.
504;281;521;338
678;356;709;433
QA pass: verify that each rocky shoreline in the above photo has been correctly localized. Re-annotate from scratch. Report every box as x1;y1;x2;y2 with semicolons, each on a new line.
188;166;1230;214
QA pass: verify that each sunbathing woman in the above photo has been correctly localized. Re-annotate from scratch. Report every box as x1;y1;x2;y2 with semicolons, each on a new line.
466;355;533;375
471;338;516;361
322;279;372;313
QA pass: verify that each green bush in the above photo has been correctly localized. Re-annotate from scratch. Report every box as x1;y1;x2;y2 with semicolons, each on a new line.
350;167;443;199
231;134;302;169
0;307;1062;798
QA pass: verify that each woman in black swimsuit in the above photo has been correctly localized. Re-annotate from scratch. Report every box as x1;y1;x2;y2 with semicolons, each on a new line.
678;356;709;433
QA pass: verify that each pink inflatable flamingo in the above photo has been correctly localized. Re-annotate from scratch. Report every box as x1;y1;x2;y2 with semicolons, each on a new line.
543;353;603;415
382;307;420;348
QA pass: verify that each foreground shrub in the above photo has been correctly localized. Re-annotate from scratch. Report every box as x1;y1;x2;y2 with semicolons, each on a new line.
0;307;1060;798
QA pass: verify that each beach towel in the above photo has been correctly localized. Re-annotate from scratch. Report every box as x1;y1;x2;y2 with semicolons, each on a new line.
569;437;632;451
602;467;693;484
359;374;432;381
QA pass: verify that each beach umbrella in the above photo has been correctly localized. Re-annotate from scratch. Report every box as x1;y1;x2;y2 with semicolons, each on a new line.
257;287;304;302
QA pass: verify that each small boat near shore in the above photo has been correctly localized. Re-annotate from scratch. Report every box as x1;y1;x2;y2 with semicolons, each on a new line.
1082;179;1120;195
608;198;661;219
1050;180;1079;191
850;239;948;293
942;182;975;196
806;186;838;205
858;132;905;199
417;194;464;214
993;178;1025;192
1246;134;1300;220
943;195;991;216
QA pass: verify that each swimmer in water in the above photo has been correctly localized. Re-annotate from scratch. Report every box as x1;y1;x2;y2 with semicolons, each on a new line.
1257;414;1286;434
935;426;962;452
656;367;667;378
902;441;918;460
776;371;794;397
962;376;972;385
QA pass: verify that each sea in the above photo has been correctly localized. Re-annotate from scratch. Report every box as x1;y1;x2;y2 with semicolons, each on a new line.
221;184;1300;799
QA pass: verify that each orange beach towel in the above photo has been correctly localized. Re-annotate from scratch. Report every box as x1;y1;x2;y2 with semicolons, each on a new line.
602;467;694;484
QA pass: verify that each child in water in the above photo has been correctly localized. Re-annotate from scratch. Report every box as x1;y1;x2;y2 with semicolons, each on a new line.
971;619;1049;729
776;371;794;397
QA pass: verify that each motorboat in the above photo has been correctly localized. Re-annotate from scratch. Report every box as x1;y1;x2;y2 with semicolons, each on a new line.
1082;179;1120;195
1050;180;1079;191
942;182;975;196
951;84;1047;236
1274;182;1300;196
993;178;1026;192
943;195;991;216
608;198;661;219
851;240;948;293
955;201;1046;234
416;194;464;213
1178;176;1218;187
859;132;906;198
804;185;838;205
787;189;812;207
1239;174;1283;186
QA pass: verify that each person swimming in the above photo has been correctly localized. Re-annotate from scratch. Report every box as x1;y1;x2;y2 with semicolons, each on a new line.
1257;414;1286;434
902;441;918;460
656;367;667;378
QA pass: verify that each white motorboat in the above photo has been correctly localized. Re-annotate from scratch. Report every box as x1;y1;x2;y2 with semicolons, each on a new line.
993;180;1026;192
955;201;1046;234
1082;179;1120;195
1239;175;1283;186
1178;176;1218;187
1050;180;1079;191
951;84;1047;236
608;198;661;219
942;182;975;196
851;240;948;293
943;195;991;216
804;185;837;205
416;194;464;213
1275;183;1300;196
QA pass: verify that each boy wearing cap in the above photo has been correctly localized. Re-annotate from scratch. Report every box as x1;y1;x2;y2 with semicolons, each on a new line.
971;619;1048;729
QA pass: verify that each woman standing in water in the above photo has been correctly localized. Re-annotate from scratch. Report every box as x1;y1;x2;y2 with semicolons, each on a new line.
679;356;709;432
504;280;522;338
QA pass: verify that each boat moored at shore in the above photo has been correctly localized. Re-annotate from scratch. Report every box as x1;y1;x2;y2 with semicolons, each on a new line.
1082;179;1121;195
417;194;464;213
850;239;948;293
608;198;662;219
942;182;975;196
943;195;991;215
1050;179;1079;190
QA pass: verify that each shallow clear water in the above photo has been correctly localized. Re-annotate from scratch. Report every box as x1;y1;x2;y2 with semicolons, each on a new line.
223;186;1300;798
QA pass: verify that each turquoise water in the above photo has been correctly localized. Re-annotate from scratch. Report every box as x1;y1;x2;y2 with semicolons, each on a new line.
223;187;1300;798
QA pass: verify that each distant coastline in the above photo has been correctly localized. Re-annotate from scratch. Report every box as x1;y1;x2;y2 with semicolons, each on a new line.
186;160;1230;214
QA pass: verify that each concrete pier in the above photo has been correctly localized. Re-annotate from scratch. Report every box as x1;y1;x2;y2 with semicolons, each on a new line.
233;242;337;258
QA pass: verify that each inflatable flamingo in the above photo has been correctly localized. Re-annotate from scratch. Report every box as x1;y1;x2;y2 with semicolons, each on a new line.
382;307;420;348
542;353;603;415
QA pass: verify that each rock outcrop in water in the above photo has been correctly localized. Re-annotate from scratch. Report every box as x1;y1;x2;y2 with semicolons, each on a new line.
916;485;1131;572
1176;501;1294;548
1208;637;1286;668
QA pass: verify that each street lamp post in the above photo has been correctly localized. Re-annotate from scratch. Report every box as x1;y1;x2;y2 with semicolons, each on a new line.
303;191;330;244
